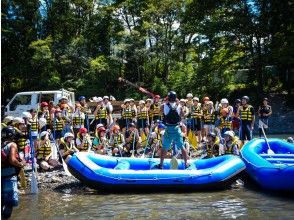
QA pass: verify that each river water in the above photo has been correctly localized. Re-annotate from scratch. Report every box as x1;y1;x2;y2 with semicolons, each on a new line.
10;135;294;220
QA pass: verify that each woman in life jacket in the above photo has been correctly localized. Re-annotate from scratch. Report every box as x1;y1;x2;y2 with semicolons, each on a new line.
37;131;60;171
72;103;85;137
109;125;125;156
1;126;25;219
40;102;51;131
92;126;109;155
137;100;150;140
217;108;232;137
53;108;65;145
59;132;78;160
204;132;220;158
149;123;165;158
120;99;135;134
202;101;216;142
12;117;28;161
223;131;240;156
76;128;92;152
124;122;141;157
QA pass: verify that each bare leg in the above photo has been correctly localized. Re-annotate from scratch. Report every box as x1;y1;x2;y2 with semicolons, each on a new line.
181;148;188;166
160;148;167;167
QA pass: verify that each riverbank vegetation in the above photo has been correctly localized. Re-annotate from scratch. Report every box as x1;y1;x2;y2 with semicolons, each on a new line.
2;0;293;104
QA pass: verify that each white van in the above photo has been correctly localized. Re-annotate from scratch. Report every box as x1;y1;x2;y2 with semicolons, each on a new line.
4;89;75;117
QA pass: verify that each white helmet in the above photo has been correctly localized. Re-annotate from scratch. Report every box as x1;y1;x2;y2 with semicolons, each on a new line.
96;97;103;102
3;116;14;124
124;99;130;103
103;96;109;100
110;95;116;101
139;100;145;105
186;93;193;98
193;97;199;102
180;99;186;103
64;132;74;139
40;131;49;138
129;98;135;102
96;123;104;129
22;112;32;119
13;117;25;124
146;98;152;103
221;98;229;104
38;117;47;129
224;131;235;138
59;96;68;101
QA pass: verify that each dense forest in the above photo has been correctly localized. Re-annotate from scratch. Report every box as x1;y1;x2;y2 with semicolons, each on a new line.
2;0;293;103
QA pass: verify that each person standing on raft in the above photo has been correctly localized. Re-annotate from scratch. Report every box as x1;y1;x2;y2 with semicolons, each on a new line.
156;91;189;169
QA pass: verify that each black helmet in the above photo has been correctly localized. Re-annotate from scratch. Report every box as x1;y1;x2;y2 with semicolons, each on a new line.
1;126;17;141
128;122;136;128
168;91;177;102
208;132;216;138
235;99;241;104
241;96;249;102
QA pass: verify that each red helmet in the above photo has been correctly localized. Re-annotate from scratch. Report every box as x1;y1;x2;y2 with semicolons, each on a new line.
112;125;120;131
41;102;48;107
79;128;88;134
203;97;210;102
154;95;160;99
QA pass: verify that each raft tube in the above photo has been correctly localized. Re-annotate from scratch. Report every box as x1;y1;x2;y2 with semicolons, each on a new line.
241;138;294;191
67;153;245;191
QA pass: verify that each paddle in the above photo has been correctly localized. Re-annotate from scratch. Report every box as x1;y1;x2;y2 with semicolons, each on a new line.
29;127;38;194
141;123;154;158
131;131;136;158
170;142;179;169
260;121;274;155
19;168;27;189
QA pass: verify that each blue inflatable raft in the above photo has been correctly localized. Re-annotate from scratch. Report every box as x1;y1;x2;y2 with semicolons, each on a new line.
241;138;294;191
67;153;245;191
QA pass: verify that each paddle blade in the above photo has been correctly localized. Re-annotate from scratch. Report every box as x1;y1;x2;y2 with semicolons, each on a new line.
191;133;198;150
170;157;178;169
267;149;275;155
31;171;38;194
141;132;147;144
19;169;27;189
62;160;72;176
188;130;193;143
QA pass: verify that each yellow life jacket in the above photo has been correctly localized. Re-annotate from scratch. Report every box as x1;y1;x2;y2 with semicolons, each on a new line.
138;107;148;119
17;134;28;151
72;113;84;126
113;133;123;147
150;103;161;118
207;142;219;158
191;104;202;119
220;117;232;129
240;105;253;121
203;109;215;123
225;137;239;154
95;107;107;120
37;140;51;159
31;116;38;131
122;108;135;119
76;133;89;151
54;118;64;131
154;132;162;148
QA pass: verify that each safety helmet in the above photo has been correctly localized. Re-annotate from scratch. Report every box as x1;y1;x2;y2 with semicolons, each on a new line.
38;117;47;128
64;132;74;139
79;127;87;134
96;97;103;102
59;96;68;101
180;99;186;103
158;123;166;129
13;117;25;124
221;98;229;104
242;96;249;101
103;96;109;100
1;126;17;140
168;91;177;102
124;99;130;104
139;100;145;105
208;132;216;138
193;97;199;102
40;131;49;138
41;102;48;108
3;116;14;124
263;97;268;102
154;95;160;99
22;112;32;119
129;98;135;102
203;97;210;102
112;125;120;131
146;98;152;103
98;126;106;132
79;96;86;101
96;123;104;129
207;101;214;106
186;93;193;98
128;122;136;128
235;99;241;104
224;130;235;138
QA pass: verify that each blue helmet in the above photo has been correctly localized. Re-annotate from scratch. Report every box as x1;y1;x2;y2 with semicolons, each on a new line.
79;96;86;101
158;123;166;129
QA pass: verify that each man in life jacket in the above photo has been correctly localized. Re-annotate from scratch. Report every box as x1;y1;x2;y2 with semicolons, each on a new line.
156;91;189;169
150;95;162;123
190;97;202;143
1;126;25;219
72;103;85;137
237;96;255;143
202;101;216;140
12;117;28;161
93;97;108;128
53;108;65;145
2;116;14;129
258;97;272;137
217;108;232;137
121;99;135;134
40;102;51;131
149;123;166;158
137;100;150;138
124;122;141;156
204;132;220;158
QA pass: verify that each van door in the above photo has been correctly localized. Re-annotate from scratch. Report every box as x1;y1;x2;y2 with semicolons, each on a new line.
5;94;33;117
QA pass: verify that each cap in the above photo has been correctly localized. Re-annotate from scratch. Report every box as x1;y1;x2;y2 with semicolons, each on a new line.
79;128;88;134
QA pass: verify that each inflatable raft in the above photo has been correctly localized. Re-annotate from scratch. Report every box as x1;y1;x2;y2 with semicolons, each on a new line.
67;153;245;191
241;138;294;191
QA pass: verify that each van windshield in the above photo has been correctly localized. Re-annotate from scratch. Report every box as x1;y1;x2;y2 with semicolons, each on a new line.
10;95;32;111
